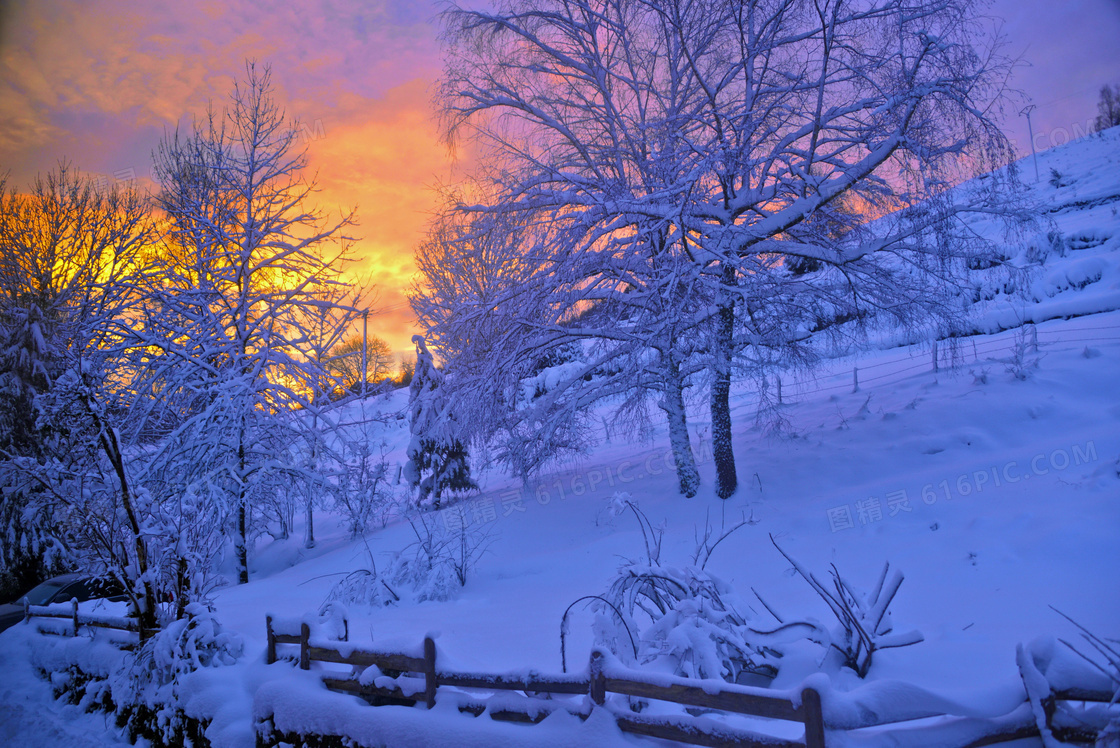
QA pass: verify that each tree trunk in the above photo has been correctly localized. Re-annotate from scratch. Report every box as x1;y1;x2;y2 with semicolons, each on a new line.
306;413;318;549
660;357;699;498
711;267;738;499
175;555;189;621
237;499;249;584
305;497;315;549
84;389;158;637
237;428;249;584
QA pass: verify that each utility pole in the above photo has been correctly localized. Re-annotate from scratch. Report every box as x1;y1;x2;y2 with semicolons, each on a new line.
361;309;368;398
1020;104;1039;182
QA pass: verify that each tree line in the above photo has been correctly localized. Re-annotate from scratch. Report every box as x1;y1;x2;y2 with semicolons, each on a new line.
0;64;398;627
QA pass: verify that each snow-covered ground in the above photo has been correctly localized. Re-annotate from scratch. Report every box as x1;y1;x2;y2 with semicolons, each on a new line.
2;129;1118;746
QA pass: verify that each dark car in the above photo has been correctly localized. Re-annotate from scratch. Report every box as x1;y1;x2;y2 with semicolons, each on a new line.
0;573;126;633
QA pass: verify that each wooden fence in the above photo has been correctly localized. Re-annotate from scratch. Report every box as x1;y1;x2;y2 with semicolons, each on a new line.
267;614;823;748
16;609;1113;746
23;600;151;639
262;616;1116;748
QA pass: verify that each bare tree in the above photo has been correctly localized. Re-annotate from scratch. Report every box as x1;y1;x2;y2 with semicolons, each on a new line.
396;358;415;388
436;0;1026;498
1095;83;1120;132
295;277;367;548
139;62;356;584
329;333;394;396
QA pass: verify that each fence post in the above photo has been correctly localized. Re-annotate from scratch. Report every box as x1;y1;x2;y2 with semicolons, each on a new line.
424;636;437;708
589;650;605;706
802;687;825;748
72;599;79;636
299;623;310;671
932;341;939;372
852;366;859;393
23;598;29;623
266;616;276;665
777;375;783;405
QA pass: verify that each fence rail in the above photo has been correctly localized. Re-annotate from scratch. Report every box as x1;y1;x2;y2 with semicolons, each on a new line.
23;600;149;639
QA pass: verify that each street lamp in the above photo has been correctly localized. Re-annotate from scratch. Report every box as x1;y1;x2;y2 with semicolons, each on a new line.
361;309;368;398
1020;104;1039;183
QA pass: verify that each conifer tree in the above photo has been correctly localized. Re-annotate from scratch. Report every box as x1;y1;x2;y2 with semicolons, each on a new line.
404;335;475;507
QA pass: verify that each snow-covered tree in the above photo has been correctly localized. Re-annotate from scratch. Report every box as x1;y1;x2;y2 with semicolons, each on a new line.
404;335;476;507
137;62;356;584
412;207;590;485
17;358;164;634
1095;83;1120;132
412;197;708;495
0;164;155;606
437;0;1028;498
0;163;152;453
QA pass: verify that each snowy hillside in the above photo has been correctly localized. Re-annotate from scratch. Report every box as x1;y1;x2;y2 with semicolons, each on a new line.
2;129;1119;747
968;127;1120;331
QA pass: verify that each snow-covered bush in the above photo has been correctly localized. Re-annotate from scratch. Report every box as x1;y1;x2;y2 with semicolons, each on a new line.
1004;325;1041;380
1025;230;1067;265
329;546;457;608
99;604;242;745
601;562;780;682
1020;610;1120;746
139;603;243;687
770;537;924;678
329;430;396;536
581;494;778;682
29;605;241;747
577;496;923;683
328;510;494;608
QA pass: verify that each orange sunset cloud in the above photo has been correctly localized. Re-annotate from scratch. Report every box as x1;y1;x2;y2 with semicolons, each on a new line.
305;78;461;352
0;0;453;355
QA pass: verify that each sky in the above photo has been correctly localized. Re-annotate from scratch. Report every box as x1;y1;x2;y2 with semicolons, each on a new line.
1;0;1118;356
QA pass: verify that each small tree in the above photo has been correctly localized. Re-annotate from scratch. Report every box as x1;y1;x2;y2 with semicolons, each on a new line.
1095;83;1120;132
328;333;394;396
142;61;356;585
294;277;367;548
397;359;414;388
403;335;475;507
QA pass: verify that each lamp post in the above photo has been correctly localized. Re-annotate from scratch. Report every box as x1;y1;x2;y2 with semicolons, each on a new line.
1020;104;1039;182
361;309;368;398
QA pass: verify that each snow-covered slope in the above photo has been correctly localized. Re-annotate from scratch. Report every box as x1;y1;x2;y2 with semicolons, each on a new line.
970;125;1120;330
2;129;1118;747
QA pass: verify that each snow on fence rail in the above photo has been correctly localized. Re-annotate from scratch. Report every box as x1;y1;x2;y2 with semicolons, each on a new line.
263;615;826;748
261;616;1117;748
23;600;150;639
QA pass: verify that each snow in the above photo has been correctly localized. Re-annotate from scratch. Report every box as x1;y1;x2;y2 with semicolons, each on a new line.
254;670;627;748
3;129;1119;745
0;625;133;747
